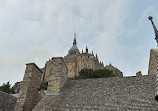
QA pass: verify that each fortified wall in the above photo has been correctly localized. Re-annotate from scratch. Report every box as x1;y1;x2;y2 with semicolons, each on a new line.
42;35;108;82
14;63;43;111
47;57;68;94
13;34;123;111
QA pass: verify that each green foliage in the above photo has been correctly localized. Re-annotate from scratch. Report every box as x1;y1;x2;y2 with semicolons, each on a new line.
72;68;117;80
79;68;94;78
0;82;15;94
40;81;48;90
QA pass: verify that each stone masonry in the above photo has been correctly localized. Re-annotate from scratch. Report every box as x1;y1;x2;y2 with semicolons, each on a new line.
0;91;17;111
43;35;105;81
148;49;158;75
33;75;158;111
14;63;43;111
47;57;68;93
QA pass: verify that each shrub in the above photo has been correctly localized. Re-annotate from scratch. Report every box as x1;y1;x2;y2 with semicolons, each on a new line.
72;68;117;80
0;82;15;94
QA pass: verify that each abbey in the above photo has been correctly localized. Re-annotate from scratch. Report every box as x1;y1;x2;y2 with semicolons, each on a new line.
43;33;105;81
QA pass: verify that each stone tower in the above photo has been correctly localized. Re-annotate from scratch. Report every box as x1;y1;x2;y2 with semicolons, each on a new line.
63;33;104;78
148;49;158;75
14;63;42;111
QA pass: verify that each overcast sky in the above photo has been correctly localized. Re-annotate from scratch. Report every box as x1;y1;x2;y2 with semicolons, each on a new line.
0;0;158;85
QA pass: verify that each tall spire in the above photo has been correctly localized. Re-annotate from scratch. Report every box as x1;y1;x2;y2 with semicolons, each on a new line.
73;32;77;45
148;16;158;45
70;32;78;50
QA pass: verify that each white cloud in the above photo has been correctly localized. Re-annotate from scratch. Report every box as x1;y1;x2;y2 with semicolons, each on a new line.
1;0;157;85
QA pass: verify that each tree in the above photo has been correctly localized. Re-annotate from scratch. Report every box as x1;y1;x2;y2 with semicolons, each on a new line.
0;82;15;94
93;69;114;78
72;68;117;80
79;68;94;78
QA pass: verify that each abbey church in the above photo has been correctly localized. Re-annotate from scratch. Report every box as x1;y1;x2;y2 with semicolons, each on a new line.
42;33;122;81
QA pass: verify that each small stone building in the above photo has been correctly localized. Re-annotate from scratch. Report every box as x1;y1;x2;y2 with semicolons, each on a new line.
105;64;123;77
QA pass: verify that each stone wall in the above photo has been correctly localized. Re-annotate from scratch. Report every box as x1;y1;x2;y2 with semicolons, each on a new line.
14;63;42;111
47;57;68;93
63;52;104;78
12;82;21;93
0;91;17;111
64;58;77;77
43;60;53;81
33;75;158;111
148;49;158;75
76;54;95;74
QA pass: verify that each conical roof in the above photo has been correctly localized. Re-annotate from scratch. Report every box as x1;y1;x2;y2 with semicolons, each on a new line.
70;32;78;50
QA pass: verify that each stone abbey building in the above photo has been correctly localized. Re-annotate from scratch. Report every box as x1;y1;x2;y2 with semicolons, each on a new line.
43;33;107;81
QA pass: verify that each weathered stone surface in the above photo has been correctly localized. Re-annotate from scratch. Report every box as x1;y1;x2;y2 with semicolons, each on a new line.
14;63;42;111
33;75;158;111
0;91;17;111
43;37;106;80
12;81;21;93
47;57;68;93
148;49;158;75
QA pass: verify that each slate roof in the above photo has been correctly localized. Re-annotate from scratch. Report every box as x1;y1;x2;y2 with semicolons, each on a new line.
70;44;78;50
33;75;158;111
0;91;17;111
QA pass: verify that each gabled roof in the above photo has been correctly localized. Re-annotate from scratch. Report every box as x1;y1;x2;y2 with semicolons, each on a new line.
33;75;158;111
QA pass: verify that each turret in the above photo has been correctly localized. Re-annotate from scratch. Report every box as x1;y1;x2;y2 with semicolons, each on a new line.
102;61;104;66
86;45;88;53
92;50;94;56
96;53;99;62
